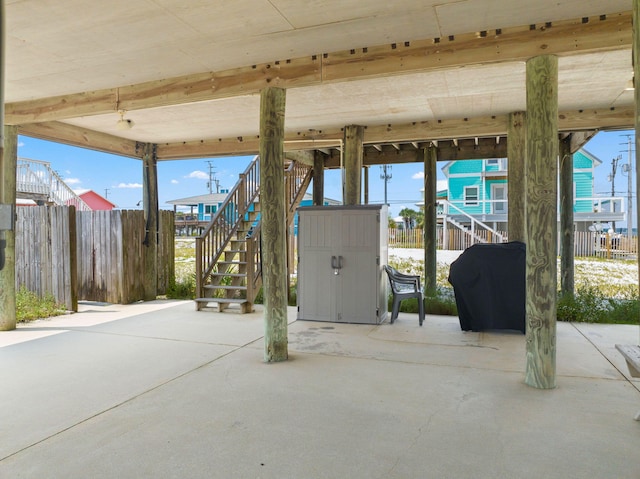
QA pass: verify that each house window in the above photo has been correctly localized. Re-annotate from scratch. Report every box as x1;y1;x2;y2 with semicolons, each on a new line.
464;186;479;206
487;158;507;170
205;205;217;214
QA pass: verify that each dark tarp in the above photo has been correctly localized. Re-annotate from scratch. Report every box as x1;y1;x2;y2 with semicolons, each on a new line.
448;241;526;333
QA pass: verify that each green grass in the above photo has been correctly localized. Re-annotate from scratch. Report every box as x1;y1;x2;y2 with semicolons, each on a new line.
557;285;639;325
16;287;67;323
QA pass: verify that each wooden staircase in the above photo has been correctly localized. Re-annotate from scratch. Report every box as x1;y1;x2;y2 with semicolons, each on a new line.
195;156;312;313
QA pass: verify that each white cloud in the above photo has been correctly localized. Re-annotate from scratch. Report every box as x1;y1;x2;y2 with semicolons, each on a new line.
64;177;82;185
18;141;25;148
115;182;143;189
437;179;448;191
171;179;179;184
412;172;424;180
185;170;208;180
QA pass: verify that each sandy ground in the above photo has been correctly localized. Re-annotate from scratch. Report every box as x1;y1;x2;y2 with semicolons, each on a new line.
389;248;462;266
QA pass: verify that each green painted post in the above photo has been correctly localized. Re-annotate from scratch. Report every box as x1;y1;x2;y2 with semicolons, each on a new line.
260;87;288;362
525;55;559;389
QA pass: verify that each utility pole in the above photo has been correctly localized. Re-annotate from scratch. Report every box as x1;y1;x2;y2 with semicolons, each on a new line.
380;164;392;205
608;156;619;231
104;188;110;199
206;161;220;194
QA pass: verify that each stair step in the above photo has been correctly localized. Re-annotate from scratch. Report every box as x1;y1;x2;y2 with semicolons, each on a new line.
195;297;253;313
217;261;247;266
195;298;248;304
204;284;247;291
210;273;246;278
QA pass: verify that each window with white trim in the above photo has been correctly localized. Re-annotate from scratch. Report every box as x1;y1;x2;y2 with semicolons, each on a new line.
464;186;479;206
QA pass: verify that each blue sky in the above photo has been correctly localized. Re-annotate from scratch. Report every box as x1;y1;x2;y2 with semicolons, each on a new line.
16;130;636;223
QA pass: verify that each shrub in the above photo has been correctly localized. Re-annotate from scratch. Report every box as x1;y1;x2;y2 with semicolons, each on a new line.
557;285;639;325
166;274;196;300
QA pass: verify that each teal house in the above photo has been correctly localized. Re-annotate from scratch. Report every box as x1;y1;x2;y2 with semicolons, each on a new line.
439;148;624;232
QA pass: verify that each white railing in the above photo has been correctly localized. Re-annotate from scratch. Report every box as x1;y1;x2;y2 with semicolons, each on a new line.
17;158;91;211
438;199;505;244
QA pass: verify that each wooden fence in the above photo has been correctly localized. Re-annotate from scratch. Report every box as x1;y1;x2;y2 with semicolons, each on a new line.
389;227;637;259
16;207;174;309
15;206;76;310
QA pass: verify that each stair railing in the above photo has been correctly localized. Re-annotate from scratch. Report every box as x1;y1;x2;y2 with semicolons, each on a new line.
439;199;505;243
244;160;313;303
196;156;260;298
17;158;91;211
196;155;312;302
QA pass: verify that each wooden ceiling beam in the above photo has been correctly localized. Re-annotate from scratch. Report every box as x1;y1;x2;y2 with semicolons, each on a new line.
18;121;140;158
322;13;630;82
17;106;632;160
5;12;631;125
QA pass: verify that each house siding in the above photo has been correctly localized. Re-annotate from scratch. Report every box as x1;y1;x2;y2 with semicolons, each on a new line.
443;150;600;218
574;171;593;213
448;159;483;175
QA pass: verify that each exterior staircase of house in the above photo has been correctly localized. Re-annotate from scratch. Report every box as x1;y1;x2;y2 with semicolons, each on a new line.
195;156;312;313
439;199;505;244
17;157;91;211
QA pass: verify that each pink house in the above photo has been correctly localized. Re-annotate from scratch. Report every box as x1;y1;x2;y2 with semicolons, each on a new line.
74;189;117;211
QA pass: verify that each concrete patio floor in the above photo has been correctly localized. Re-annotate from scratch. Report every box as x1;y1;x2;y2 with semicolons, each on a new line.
1;300;638;478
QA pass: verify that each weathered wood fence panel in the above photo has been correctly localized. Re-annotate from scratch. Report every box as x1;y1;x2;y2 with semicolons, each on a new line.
16;207;174;307
15;206;75;310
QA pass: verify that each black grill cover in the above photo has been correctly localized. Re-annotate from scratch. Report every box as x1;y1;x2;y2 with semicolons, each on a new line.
448;241;526;333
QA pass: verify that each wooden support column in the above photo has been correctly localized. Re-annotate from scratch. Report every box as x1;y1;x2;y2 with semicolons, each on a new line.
260;87;288;363
312;151;324;206
0;125;17;331
559;136;574;297
635;0;640;346
142;143;158;301
343;125;364;205
508;111;526;243
364;166;369;204
423;145;437;296
525;55;559;389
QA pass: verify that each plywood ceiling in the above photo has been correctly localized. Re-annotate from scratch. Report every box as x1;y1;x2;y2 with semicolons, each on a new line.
3;0;634;159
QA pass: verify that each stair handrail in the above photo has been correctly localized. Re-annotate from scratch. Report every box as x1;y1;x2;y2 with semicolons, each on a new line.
244;159;313;303
285;160;313;225
196;155;260;297
439;199;505;243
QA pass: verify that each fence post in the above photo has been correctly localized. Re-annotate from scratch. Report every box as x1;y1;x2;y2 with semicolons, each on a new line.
68;206;78;312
